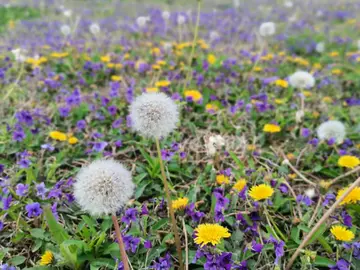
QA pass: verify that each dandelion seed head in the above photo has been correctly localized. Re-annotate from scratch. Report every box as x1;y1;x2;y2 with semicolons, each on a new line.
129;92;179;139
317;120;346;144
74;159;135;216
289;71;315;89
259;22;276;37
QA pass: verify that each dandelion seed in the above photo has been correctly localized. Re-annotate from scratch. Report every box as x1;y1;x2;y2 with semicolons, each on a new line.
289;71;315;89
60;24;71;36
316;120;346;144
259;22;276;37
89;23;101;35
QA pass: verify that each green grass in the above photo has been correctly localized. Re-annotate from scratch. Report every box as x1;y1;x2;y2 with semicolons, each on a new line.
0;6;41;32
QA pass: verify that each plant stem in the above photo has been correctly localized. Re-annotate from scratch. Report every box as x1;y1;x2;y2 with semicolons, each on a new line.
286;176;360;270
112;215;130;270
155;138;184;270
182;0;201;91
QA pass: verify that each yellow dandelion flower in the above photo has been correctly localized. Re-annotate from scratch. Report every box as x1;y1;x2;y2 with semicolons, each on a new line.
207;54;217;65
313;63;322;69
303;91;312;97
286;153;296;160
40;251;54;266
146;87;159;93
332;69;342;75
275;99;286;104
274;79;288;88
263;124;281;133
216;174;230;185
254;66;262;72
115;63;123;69
205;103;219;112
68;137;78;145
151;47;161;55
312;111;320;118
100;55;111;63
329;51;339;57
248;184;274;201
172;197;189;211
338;155;360;169
336;186;360;205
111;75;122;82
194;223;231;247
233;179;247;192
288;173;297;179
49;131;67;141
50;52;69;58
322;96;333;103
107;63;115;68
319;180;331;190
157;60;167;66
247;144;256;151
330;225;355;242
152;64;161;70
8;20;15;29
184;90;202;102
124;53;130;60
155;80;171;88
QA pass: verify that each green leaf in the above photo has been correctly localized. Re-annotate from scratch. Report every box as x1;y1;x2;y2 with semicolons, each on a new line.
229;152;244;170
314;256;335;267
44;206;69;245
30;228;47;240
152;218;168;231
306;223;327;246
8;255;26;266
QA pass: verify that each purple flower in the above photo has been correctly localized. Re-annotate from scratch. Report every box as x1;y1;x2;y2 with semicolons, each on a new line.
144;240;152;249
115;140;122;148
121;208;138;225
51;203;59;220
179;152;187;159
76;120;86;129
308;138;319;147
329;259;350;270
141;204;149;215
161;149;174;161
301;128;311;138
327;137;336;146
92;141;108;152
108;105;117;116
0;164;4;173
36;182;47;199
296;195;313;206
17;158;31;168
214;191;229;209
279;183;288;194
251;241;263;253
123;235;140;253
25;202;42;218
41;144;55;152
12;129;26;142
323;193;336;206
150;253;172;270
267;236;285;265
341;211;352;227
16;183;29;196
59;107;70;117
2;195;12;210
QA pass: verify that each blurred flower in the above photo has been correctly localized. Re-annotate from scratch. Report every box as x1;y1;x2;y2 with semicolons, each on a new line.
49;131;67;141
316;42;325;53
330;225;355;242
336;186;360;205
60;24;71;36
184;90;202;103
233;179;247;192
194;223;231;247
68;137;78;144
329;259;350;270
259;22;276;37
317;120;346;144
89;23;100;35
172;197;189;211
216;174;230;185
16;183;29;197
289;71;315;89
249;184;274;201
263;124;281;133
39;251;54;266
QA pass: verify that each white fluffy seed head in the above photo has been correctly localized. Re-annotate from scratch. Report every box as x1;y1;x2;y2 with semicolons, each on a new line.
210;31;220;42
63;9;72;17
177;15;186;25
89;23;101;35
60;24;71;36
136;16;149;28
73;159;135;216
316;42;325;53
233;0;241;8
305;188;316;199
317;120;346;144
129;92;179;139
289;71;315;89
162;11;170;20
259;22;276;37
284;1;293;8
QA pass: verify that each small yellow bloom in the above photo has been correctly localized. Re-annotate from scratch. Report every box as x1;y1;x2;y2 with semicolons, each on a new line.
207;54;217;65
194;223;231;247
303;91;312;97
205;103;219;112
146;87;159;93
40;251;54;266
157;60;166;66
111;75;122;82
288;173;297;179
155;80;171;88
124;53;130;60
152;64;161;70
233;179;247;192
330;225;355;242
184;90;202;102
216;174;230;185
50;52;69;58
312;111;320;118
8;20;15;29
172;197;189;211
151;47;161;55
322;96;333;103
248;184;274;201
100;55;111;63
254;66;262;72
247;145;256;151
274;99;286;105
319;180;331;190
338;155;360;169
313;63;322;69
274;79;288;88
286;153;296;160
263;124;281;133
336;187;360;205
329;51;339;57
68;137;78;145
49;131;67;141
332;69;342;75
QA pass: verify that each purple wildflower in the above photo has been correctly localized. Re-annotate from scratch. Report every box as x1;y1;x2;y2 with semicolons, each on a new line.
25;202;42;218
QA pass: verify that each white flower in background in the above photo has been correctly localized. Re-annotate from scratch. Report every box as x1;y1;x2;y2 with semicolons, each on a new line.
11;48;27;62
289;71;315;89
163;42;173;52
284;1;293;8
186;10;192;17
162;11;170;20
295;110;304;123
209;31;220;42
317;120;346;144
259;22;276;37
206;135;225;156
305;188;316;199
129;92;179;139
74;159;135;216
316;42;325;53
63;9;72;17
136;16;149;28
89;23;101;35
316;10;324;17
233;0;241;8
289;14;297;22
60;24;71;36
177;15;186;25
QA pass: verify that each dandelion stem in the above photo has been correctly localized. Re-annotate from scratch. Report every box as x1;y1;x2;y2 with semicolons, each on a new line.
111;215;130;270
286;176;360;270
182;0;201;91
155;138;184;270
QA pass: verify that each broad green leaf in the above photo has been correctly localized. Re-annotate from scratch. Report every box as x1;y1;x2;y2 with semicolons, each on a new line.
44;206;69;245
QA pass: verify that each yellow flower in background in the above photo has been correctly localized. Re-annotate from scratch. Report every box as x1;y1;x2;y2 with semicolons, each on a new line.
152;64;161;70
263;124;281;133
319;180;331;190
338;155;360;168
49;131;67;141
233;179;247;192
146;87;159;93
254;66;262;72
194;223;231;247
205;103;219;112
184;90;202;102
216;174;230;185
275;99;286;104
151;47;161;55
39;251;54;266
247;145;256;151
302;91;312;97
330;225;355;242
8;20;15;29
248;184;274;201
329;51;339;57
286;153;296;160
346;19;356;24
157;60;167;66
322;96;333;103
288;173;297;179
207;54;217;65
50;52;69;58
336;186;360;205
155;80;171;88
100;55;110;63
68;137;78;145
332;69;342;75
111;75;122;82
274;79;288;88
124;53;130;59
172;197;189;210
312;111;320;118
278;51;286;56
26;57;47;67
313;63;322;69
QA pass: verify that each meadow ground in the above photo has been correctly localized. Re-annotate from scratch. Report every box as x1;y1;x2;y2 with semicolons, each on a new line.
0;0;360;269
